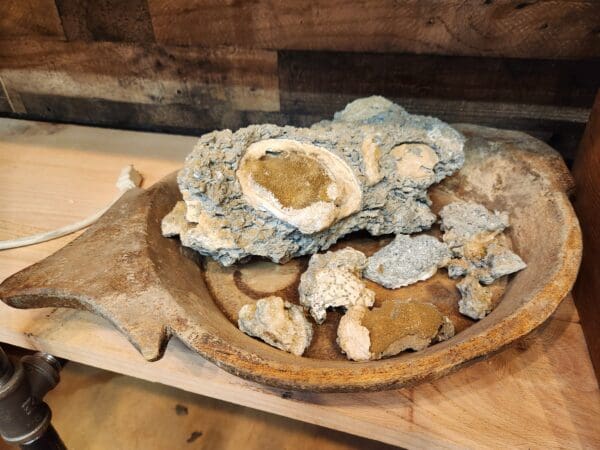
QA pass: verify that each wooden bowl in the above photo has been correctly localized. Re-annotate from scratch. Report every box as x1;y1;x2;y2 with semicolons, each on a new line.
0;125;582;392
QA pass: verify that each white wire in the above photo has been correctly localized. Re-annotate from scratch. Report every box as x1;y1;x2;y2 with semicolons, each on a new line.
0;165;142;251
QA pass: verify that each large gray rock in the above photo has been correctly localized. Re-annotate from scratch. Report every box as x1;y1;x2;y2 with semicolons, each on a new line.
163;96;465;266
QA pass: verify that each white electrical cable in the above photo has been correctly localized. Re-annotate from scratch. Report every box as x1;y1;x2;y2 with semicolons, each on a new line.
0;165;143;251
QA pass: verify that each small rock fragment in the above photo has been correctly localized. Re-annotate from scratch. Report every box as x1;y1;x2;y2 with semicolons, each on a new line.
457;276;494;320
336;305;372;361
364;234;451;288
440;201;526;320
337;300;455;361
439;201;509;251
299;248;375;324
478;242;527;284
238;296;313;356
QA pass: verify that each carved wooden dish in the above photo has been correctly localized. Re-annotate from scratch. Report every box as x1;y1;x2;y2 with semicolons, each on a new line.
0;125;582;392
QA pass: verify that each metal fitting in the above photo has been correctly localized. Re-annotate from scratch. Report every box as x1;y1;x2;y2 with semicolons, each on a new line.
0;349;62;446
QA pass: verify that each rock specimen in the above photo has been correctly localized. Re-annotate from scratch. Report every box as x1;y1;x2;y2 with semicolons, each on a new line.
299;248;375;324
337;300;455;361
163;96;465;266
455;276;494;320
439;201;527;319
364;234;451;288
238;296;313;356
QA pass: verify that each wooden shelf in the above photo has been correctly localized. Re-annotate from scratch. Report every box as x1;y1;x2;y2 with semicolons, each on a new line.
1;118;598;449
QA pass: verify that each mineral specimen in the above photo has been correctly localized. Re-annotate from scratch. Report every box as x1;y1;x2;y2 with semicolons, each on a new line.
163;96;465;266
299;248;375;324
440;201;526;319
364;234;451;288
439;201;509;252
337;300;455;361
238;296;313;356
456;276;494;320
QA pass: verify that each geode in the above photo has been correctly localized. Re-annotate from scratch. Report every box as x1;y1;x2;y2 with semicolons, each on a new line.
163;96;465;266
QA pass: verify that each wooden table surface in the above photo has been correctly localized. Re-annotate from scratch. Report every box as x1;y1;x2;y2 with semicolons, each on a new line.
0;118;598;449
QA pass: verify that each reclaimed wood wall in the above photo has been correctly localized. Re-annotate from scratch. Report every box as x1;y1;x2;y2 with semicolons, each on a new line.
0;0;599;160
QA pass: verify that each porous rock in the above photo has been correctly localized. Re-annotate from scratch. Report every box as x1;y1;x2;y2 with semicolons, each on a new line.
337;300;455;361
456;276;494;320
299;248;375;324
238;296;313;356
163;96;465;266
440;201;527;320
364;234;451;288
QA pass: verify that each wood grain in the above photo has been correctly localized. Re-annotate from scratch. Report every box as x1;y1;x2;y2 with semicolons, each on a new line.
0;118;597;448
0;39;279;132
148;0;600;59
0;360;395;450
278;51;600;108
55;0;155;42
0;0;65;40
572;91;600;380
0;80;11;113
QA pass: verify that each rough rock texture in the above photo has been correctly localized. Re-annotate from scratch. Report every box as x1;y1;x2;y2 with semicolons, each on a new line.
440;201;527;319
364;234;451;288
337;300;455;361
439;201;509;251
456;276;494;320
238;296;313;356
299;248;375;324
163;96;465;266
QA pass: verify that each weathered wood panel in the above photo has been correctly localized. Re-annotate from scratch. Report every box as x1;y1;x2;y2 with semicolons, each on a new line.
0;79;12;113
278;51;595;160
0;0;65;40
55;0;155;43
279;51;600;108
0;40;279;122
149;0;600;59
572;91;600;380
0;38;594;157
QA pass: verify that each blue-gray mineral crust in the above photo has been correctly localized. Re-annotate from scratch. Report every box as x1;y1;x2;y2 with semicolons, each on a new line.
162;96;465;266
364;234;451;289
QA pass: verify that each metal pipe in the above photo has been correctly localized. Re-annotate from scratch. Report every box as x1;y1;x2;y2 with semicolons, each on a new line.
0;347;66;449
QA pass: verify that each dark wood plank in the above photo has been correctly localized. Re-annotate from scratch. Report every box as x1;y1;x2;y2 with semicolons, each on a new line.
0;0;65;39
55;0;155;42
572;91;600;381
0;40;279;114
149;0;600;59
278;51;594;161
279;51;600;108
10;93;287;134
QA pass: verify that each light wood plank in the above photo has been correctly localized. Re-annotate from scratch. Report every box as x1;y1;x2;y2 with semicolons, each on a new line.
0;119;598;449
